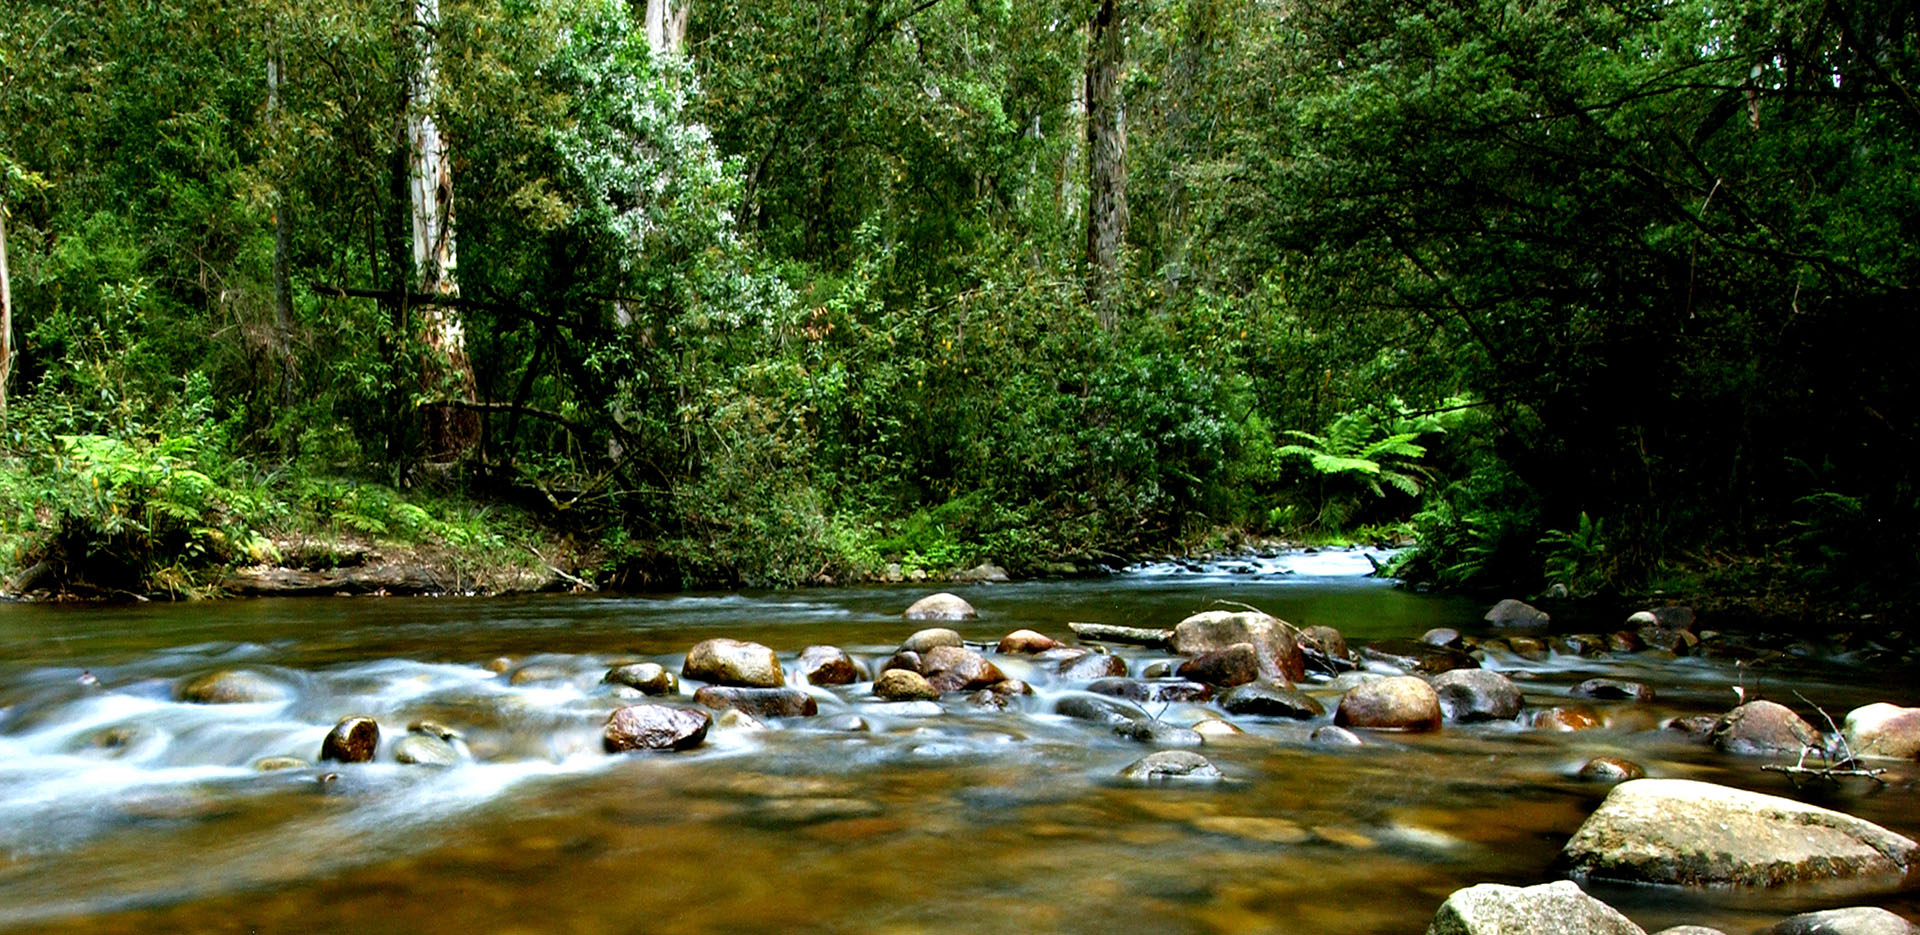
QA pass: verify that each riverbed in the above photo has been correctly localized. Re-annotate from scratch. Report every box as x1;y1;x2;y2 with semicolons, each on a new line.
1;552;1914;933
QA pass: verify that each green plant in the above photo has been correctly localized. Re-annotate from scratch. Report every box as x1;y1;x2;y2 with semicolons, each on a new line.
1273;401;1441;530
1539;511;1615;597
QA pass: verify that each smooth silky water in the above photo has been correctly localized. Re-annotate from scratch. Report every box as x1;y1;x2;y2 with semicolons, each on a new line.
1;552;1915;934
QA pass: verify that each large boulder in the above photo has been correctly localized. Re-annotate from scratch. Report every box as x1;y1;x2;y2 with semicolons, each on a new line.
1176;643;1263;687
1427;881;1644;935
902;593;976;621
1336;676;1442;732
1768;908;1920;935
319;716;379;763
1429;669;1523;722
603;704;711;752
1561;778;1919;889
681;639;785;688
1843;703;1920;759
1710;700;1821;755
1169;610;1306;683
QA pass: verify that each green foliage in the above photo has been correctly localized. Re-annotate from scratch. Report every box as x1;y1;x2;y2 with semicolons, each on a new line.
1269;402;1441;531
1538;512;1614;598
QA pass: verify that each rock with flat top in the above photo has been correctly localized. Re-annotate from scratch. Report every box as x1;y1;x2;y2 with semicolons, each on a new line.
1169;610;1304;683
1562;778;1918;889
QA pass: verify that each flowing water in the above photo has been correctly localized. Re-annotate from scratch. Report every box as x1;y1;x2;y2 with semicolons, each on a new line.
0;551;1915;934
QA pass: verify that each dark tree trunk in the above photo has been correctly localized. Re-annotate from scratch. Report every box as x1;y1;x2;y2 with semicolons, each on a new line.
1085;0;1128;329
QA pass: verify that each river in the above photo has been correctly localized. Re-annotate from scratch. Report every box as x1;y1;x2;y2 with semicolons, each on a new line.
0;551;1914;933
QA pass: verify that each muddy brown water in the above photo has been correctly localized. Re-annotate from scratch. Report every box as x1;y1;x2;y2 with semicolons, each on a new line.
1;552;1915;934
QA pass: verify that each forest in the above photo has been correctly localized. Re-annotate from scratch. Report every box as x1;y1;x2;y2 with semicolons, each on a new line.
0;0;1915;612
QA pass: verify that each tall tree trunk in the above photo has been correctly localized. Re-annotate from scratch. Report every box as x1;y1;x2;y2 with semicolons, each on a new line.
1;202;12;419
268;47;296;406
1084;0;1127;329
407;0;478;457
645;0;692;57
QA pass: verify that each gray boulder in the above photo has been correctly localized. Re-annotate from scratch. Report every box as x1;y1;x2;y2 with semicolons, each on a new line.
1430;669;1523;722
1118;750;1221;782
1216;681;1325;720
1427;881;1643;935
1561;778;1918;889
1769;908;1919;935
902;593;975;621
1484;598;1551;628
900;627;965;653
1336;675;1442;731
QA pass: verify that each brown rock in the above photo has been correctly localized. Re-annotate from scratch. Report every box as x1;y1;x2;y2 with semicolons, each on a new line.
682;638;785;688
604;662;678;695
1169;610;1305;682
1053;649;1129;680
319;716;379;763
873;668;940;701
1298;625;1352;672
1087;678;1213;704
879;650;923;675
1573;678;1655;702
1578;756;1646;782
921;645;1005;692
1429;669;1523;722
603;704;711;752
176;670;287;705
1844;704;1920;759
900;627;964;653
1217;681;1325;719
996;629;1064;654
1176;643;1263;687
692;686;818;718
1335;676;1442;732
1534;706;1604;731
1711;700;1821;755
797;645;867;686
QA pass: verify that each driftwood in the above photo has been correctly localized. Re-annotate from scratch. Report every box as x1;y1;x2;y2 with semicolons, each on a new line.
221;564;459;597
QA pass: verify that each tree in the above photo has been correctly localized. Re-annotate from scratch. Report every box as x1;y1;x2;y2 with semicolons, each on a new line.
407;0;479;457
1083;0;1127;327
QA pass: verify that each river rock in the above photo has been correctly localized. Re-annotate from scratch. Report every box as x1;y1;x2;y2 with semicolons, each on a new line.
902;593;975;621
1057;693;1147;728
797;645;867;686
1555;634;1609;657
393;733;460;767
1484;598;1551;628
1053;649;1129;680
176;669;287;704
1067;621;1174;647
1607;631;1642;653
921;645;1004;692
604;662;678;695
1843;703;1920;759
319;716;379;763
873;668;940;701
900;627;964;653
1118;750;1221;782
1578;756;1646;782
693;686;819;718
1310;725;1365;747
880;650;923;675
1652;928;1728;935
253;756;310;771
1193;718;1244;737
1176;643;1262;687
1504;636;1550;661
1114;719;1205;746
603;704;711;752
1216;681;1325;719
682;638;785;688
1768;908;1920;935
508;663;574;686
952;562;1010;583
1420;627;1464;649
1710;700;1821;755
1087;678;1213;704
1426;881;1643;935
1561;778;1919;888
1638;626;1698;655
1534;705;1604;731
1360;639;1478;676
1336;676;1441;731
996;629;1063;654
1429;669;1523;722
1168;610;1305;683
1573;678;1655;702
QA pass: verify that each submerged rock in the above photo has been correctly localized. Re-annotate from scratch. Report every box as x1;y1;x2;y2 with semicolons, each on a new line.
1113;719;1204;746
603;704;711;752
1561;778;1918;889
253;756;310;771
1573;678;1655;702
319;716;380;763
1578;756;1646;782
604;662;678;695
1056;693;1148;728
1117;750;1222;782
797;645;867;686
1336;676;1441;732
682;638;785;688
1768;907;1920;935
1429;669;1523;722
1310;725;1364;747
176;669;287;705
693;686;819;719
1216;681;1325;720
1426;881;1643;935
902;593;975;621
1169;610;1305;683
1534;706;1604;732
1087;677;1213;704
1844;703;1920;759
393;733;460;767
1710;700;1821;755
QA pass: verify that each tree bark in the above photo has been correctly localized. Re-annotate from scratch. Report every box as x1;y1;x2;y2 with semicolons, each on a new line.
268;48;296;405
645;0;692;57
1085;0;1128;329
407;0;479;457
1;202;12;418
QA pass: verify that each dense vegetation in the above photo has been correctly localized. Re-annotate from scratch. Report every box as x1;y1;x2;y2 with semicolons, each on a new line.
1;0;1914;610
